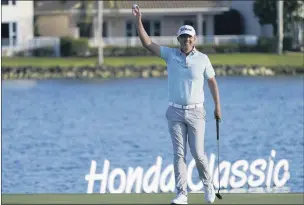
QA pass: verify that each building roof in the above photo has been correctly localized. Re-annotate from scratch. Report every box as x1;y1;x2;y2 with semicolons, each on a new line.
34;1;78;12
35;0;230;13
107;1;228;9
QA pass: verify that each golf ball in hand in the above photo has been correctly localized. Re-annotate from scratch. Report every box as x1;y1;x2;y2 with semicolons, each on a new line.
132;4;138;9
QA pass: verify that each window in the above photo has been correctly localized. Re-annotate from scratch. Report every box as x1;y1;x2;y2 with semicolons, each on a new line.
148;20;161;36
1;0;16;5
142;20;151;36
2;23;9;46
125;20;161;37
125;21;133;37
1;22;17;46
1;0;9;5
2;23;9;38
184;20;194;27
153;21;160;36
102;22;107;37
203;20;206;36
11;22;17;46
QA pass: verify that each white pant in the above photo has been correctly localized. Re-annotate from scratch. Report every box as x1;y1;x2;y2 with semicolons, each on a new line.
166;105;212;194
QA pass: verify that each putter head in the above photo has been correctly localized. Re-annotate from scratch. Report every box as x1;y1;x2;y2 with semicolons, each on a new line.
216;193;222;199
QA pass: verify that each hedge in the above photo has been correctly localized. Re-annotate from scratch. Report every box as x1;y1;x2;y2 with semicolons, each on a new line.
60;36;89;57
14;36;295;57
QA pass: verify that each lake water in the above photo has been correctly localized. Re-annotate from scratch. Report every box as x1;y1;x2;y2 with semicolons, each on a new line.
2;76;304;193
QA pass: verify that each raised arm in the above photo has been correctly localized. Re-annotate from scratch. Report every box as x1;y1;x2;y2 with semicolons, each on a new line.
132;4;161;58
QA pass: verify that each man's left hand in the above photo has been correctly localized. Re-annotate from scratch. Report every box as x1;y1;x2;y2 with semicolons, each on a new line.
214;106;221;121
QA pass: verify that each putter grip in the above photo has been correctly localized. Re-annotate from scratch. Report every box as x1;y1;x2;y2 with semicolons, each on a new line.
216;119;219;140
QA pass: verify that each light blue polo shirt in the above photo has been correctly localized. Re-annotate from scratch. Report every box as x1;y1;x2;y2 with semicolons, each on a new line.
160;46;215;105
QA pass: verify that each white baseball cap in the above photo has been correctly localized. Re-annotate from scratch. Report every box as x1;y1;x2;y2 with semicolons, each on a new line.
177;25;196;37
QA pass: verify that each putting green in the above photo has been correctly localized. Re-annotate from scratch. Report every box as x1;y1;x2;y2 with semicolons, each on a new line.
2;193;304;204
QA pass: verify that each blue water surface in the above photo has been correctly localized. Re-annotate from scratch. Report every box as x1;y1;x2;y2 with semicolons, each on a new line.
2;76;304;193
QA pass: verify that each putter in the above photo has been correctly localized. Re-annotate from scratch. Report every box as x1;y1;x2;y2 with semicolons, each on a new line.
215;118;223;200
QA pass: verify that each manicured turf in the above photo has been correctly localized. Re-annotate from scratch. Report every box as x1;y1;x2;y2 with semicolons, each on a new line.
2;193;304;204
2;53;303;67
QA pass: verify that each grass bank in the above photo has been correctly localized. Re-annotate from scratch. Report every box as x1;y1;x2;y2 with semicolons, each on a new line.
2;193;304;204
2;53;303;68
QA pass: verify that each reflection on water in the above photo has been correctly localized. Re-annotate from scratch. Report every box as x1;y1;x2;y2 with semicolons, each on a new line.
3;80;37;89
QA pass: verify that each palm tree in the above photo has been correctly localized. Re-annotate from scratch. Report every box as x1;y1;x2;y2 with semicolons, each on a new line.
76;0;95;37
76;0;119;38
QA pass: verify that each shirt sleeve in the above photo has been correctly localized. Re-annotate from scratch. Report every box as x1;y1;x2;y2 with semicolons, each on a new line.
204;55;216;80
160;46;172;62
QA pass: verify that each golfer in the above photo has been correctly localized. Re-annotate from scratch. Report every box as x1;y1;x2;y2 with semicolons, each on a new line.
132;5;222;204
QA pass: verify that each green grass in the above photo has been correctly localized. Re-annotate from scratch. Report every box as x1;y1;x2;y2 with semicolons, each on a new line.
2;193;304;204
1;53;303;68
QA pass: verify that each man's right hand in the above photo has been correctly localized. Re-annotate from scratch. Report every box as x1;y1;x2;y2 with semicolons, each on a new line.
132;4;141;19
131;4;161;58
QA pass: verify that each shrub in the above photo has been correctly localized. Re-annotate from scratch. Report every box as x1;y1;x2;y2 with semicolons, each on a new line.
14;46;54;57
86;36;294;57
60;36;73;56
283;36;293;51
88;44;260;57
60;36;89;57
254;36;294;53
32;46;54;56
256;37;277;53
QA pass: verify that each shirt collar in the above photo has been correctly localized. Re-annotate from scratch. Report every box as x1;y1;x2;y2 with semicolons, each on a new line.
179;46;197;56
191;47;197;54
